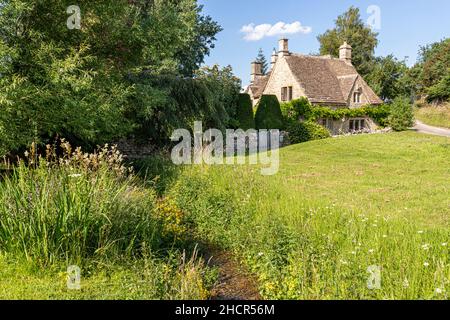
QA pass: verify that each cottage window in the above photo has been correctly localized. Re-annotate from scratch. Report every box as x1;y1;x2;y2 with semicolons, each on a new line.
281;87;287;101
353;91;362;103
281;86;293;102
349;119;366;132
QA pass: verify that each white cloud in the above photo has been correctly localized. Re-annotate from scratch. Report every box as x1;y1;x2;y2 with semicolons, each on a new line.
240;21;312;41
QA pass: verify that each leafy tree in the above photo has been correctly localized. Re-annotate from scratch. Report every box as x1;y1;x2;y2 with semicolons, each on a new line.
236;94;255;130
388;97;414;131
0;0;222;155
418;38;450;89
426;71;450;103
365;55;411;101
256;48;269;75
255;95;284;130
195;64;242;129
317;6;378;76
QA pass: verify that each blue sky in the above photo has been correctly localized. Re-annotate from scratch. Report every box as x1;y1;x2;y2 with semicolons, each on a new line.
198;0;450;84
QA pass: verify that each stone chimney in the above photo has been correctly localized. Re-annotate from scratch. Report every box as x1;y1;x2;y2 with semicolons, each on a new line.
278;38;290;57
251;61;263;82
271;48;278;68
339;42;352;63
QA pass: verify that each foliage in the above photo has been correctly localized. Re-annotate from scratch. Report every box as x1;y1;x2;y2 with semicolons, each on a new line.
0;141;212;298
195;64;242;129
255;95;284;130
286;121;331;144
281;98;391;127
236;94;255;130
388;97;415;131
256;48;269;75
317;6;378;76
365;55;413;101
0;0;222;155
419;39;450;90
426;72;450;103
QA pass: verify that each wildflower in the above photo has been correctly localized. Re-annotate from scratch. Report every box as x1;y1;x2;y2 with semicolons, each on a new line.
442;243;448;247
369;249;375;254
423;262;429;267
403;278;410;288
351;251;357;255
69;174;82;178
421;244;431;251
382;235;388;238
418;231;424;234
435;288;444;295
257;252;264;257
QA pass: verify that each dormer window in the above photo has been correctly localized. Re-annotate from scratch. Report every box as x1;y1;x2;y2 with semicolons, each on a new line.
353;88;362;103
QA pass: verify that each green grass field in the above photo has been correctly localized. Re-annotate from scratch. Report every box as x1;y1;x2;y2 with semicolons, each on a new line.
415;104;450;129
165;132;450;299
0;132;448;299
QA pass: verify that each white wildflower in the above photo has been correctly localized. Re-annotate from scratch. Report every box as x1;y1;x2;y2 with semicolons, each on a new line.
423;262;429;267
421;244;431;251
403;278;410;288
69;174;82;178
435;288;444;295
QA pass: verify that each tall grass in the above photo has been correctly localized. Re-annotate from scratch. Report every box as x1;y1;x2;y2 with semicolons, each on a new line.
0;142;211;299
168;165;449;299
162;132;450;300
0;142;161;265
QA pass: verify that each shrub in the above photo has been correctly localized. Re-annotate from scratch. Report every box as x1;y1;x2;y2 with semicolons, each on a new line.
287;120;331;144
236;94;255;130
281;97;314;123
426;72;450;103
255;95;284;130
388;97;415;131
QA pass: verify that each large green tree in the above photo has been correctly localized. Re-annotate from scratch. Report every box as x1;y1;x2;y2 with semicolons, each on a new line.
317;6;378;76
365;55;412;101
0;0;221;155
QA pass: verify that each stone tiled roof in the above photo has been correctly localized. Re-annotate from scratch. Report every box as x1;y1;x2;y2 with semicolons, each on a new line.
285;54;383;106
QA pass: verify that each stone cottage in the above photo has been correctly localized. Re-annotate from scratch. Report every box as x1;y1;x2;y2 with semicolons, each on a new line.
245;39;384;135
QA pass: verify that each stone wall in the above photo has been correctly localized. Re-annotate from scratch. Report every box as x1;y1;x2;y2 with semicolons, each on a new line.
114;138;157;159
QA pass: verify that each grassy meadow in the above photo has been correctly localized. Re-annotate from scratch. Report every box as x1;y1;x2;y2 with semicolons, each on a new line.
0;144;212;300
415;104;450;129
163;132;449;299
0;132;448;299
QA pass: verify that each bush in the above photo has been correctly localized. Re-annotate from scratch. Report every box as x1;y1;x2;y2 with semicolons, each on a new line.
255;95;284;130
388;97;415;131
287;120;331;144
236;94;255;130
427;72;450;103
281;97;313;123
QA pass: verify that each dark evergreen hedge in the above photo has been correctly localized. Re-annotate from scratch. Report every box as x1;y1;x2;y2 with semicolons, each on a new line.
255;95;284;130
237;94;255;130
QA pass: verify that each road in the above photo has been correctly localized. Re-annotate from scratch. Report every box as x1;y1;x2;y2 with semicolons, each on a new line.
413;121;450;138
